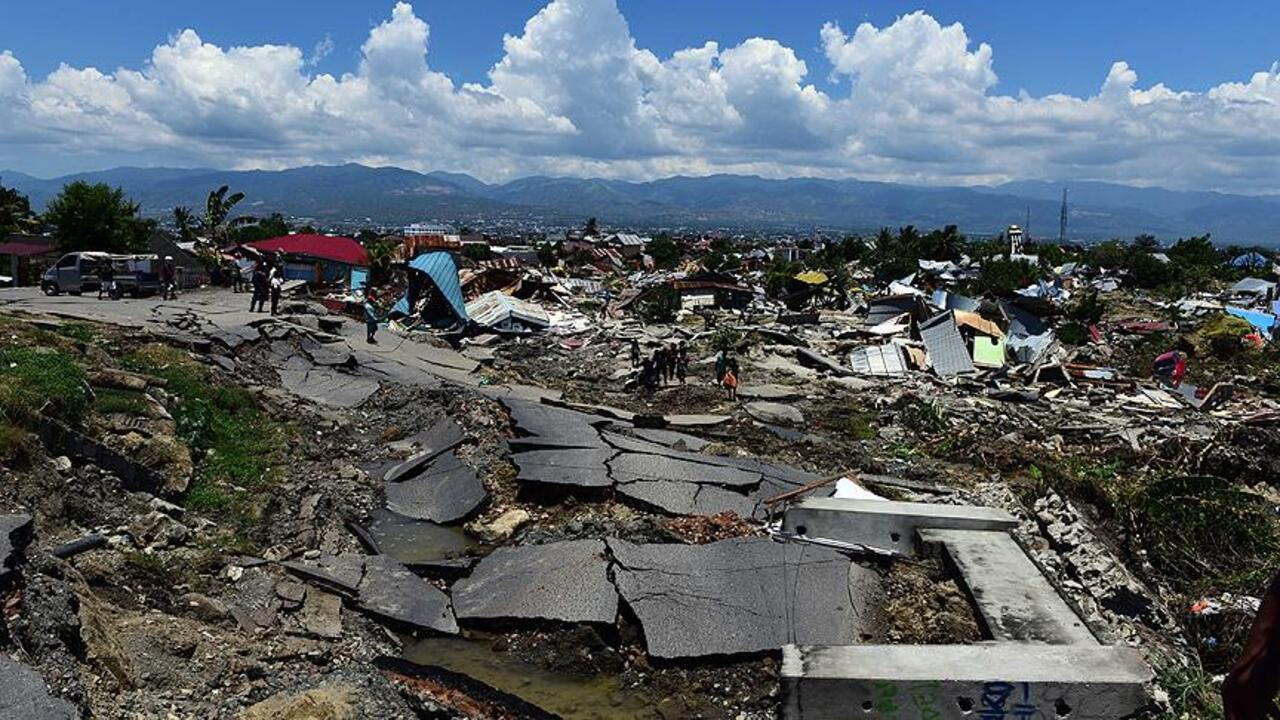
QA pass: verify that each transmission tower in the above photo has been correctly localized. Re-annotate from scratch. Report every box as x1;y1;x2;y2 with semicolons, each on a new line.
1058;188;1068;244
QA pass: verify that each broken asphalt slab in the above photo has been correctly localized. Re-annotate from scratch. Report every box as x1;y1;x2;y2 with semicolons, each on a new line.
0;514;34;590
501;398;610;449
452;540;618;624
608;452;762;489
617;479;758;518
745;401;806;426
608;537;882;658
384;450;488;524
0;655;77;720
284;555;458;635
383;419;466;483
511;448;617;489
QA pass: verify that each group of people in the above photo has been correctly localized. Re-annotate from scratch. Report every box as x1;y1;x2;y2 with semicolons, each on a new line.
632;339;689;393
95;256;177;301
247;251;286;315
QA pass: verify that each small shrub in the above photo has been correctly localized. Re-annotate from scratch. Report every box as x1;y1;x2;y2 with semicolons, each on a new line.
55;323;95;343
93;387;151;416
0;421;32;463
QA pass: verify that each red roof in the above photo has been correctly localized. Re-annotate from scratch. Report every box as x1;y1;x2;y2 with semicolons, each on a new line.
0;240;58;257
246;234;367;266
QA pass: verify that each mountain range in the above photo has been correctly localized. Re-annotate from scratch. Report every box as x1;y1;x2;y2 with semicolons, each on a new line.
4;164;1279;244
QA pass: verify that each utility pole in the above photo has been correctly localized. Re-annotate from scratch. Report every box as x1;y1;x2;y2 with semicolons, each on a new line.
1058;188;1068;244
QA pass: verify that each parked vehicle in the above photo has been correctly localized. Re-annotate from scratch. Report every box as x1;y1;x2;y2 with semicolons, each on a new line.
41;252;162;297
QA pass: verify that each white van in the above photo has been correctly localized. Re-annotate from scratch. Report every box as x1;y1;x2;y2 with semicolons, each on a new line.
41;252;161;297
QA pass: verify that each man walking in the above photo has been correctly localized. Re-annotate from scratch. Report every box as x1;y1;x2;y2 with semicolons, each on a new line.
250;264;268;312
364;294;383;344
97;263;116;300
159;256;177;300
268;264;284;316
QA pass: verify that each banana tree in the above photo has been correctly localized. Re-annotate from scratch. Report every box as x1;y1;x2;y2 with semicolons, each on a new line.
202;185;254;247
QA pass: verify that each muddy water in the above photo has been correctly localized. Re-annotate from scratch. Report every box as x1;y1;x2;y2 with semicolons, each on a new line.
366;508;476;563
403;636;657;720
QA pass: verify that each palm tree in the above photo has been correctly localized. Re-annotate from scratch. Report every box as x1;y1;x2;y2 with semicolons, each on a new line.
202;185;253;247
364;236;398;284
172;206;198;244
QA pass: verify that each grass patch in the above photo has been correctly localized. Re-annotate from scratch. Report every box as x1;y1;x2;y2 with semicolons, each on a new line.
92;387;151;416
1156;656;1224;720
0;421;32;463
55;323;95;343
0;347;89;424
124;344;283;524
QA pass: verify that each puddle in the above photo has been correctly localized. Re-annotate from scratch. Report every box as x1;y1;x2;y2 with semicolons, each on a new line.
366;509;476;564
403;636;657;720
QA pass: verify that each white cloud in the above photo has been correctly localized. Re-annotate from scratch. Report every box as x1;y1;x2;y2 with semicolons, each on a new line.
2;2;1280;192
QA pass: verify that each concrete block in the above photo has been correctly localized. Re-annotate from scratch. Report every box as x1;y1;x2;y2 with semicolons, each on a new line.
782;643;1152;720
782;498;1016;556
920;529;1095;645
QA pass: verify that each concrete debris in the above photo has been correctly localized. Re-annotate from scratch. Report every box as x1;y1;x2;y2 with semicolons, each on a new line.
384;450;488;523
0;655;77;720
285;555;459;635
0;514;34;590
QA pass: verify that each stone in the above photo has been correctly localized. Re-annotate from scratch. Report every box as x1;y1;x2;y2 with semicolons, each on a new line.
298;588;344;639
609;537;881;658
178;592;229;623
0;655;77;719
51;456;73;472
128;511;191;549
453;540;617;624
512;448;616;489
469;508;531;543
275;581;307;604
385;451;488;524
745;401;805;426
608;453;761;489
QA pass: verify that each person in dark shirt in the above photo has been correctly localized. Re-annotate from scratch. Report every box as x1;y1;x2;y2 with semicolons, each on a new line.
1224;571;1280;719
97;264;116;300
250;264;268;312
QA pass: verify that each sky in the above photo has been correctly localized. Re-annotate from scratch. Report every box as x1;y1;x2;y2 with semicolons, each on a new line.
2;1;1280;192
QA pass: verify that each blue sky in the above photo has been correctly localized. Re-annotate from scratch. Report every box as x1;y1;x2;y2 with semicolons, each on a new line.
5;1;1277;98
2;1;1280;191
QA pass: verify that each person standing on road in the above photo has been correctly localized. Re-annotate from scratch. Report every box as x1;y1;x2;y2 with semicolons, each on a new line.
97;263;116;300
250;264;268;312
629;339;641;368
714;350;727;385
268;264;284;316
159;256;177;300
722;363;738;400
364;294;383;344
676;342;688;385
653;348;668;387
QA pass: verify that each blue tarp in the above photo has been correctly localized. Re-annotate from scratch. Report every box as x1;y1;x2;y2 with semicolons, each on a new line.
350;267;368;292
394;252;468;322
1231;252;1269;268
1226;305;1277;340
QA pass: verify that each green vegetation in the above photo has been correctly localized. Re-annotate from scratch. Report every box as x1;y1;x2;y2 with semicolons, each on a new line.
124;344;283;520
0;421;31;463
43;180;154;253
0;347;90;424
709;327;744;352
1156;655;1225;720
92;387;151;416
0;179;39;237
647;234;680;269
55;323;96;343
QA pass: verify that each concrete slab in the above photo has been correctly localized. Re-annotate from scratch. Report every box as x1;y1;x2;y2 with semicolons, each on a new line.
609;537;881;658
745;401;805;426
609;452;762;489
385;451;488;523
782;498;1016;556
737;384;803;401
277;364;380;408
0;655;77;719
511;448;616;489
664;414;731;428
920;529;1096;645
452;540;617;624
782;644;1152;720
795;348;852;377
617;479;758;518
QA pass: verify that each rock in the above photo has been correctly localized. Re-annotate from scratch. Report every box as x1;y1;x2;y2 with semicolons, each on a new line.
0;656;77;719
51;456;73;472
178;592;229;623
147;496;185;519
241;686;354;720
128;511;190;549
744;401;805;427
275;581;307;605
298;589;343;639
453;540;618;624
469;508;531;543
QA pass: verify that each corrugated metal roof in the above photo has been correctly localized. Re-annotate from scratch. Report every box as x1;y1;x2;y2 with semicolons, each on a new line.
394;251;468;322
465;291;550;329
849;344;907;376
920;310;975;376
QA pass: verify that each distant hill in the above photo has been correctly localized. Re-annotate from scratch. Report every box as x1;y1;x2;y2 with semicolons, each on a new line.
5;163;1280;243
